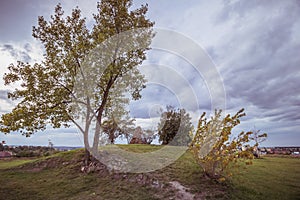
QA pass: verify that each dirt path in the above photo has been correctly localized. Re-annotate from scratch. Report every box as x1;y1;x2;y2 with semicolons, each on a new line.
169;181;195;200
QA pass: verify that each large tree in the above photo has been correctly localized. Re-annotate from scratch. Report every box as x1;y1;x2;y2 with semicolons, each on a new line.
158;106;193;146
0;0;154;163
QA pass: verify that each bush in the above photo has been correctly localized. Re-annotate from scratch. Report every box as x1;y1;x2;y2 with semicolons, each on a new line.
190;109;266;181
16;151;36;157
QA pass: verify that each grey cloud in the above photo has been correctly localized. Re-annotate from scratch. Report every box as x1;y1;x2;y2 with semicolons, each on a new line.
0;90;11;104
0;0;71;42
129;84;180;118
2;44;13;51
217;0;300;25
1;0;299;146
1;43;32;62
212;0;300;125
263;106;300;122
0;90;14;114
24;43;32;53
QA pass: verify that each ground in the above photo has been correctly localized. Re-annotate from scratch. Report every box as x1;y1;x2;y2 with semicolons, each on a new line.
0;145;299;200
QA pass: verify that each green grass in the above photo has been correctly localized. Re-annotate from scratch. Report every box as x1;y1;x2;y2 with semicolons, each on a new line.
0;149;160;200
0;146;299;200
155;148;229;199
230;156;300;200
0;158;37;169
116;144;163;153
0;167;158;200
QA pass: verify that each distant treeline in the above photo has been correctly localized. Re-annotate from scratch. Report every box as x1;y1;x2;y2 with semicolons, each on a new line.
0;144;58;157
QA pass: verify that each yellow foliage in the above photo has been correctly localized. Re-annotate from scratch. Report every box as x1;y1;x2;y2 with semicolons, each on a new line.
190;109;267;180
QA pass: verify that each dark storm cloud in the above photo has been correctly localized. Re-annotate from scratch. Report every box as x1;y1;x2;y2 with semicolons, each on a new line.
213;0;300;124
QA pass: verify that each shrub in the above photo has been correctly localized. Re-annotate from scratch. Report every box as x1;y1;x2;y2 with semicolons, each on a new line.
190;109;266;181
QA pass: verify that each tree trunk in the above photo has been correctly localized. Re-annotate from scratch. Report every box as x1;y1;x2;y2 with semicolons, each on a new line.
84;148;91;166
83;128;91;165
92;76;116;151
92;121;101;153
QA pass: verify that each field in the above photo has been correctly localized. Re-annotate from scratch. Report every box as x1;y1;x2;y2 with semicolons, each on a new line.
0;145;299;200
230;156;300;200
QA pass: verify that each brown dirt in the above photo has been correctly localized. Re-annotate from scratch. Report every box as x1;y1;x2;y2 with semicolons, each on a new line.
169;181;195;200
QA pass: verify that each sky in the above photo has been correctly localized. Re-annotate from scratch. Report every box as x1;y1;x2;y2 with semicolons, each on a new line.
0;0;299;147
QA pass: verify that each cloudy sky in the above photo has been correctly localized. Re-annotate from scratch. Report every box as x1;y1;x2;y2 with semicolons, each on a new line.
0;0;299;147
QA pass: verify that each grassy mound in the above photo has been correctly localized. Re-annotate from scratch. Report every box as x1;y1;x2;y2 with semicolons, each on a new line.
0;145;299;200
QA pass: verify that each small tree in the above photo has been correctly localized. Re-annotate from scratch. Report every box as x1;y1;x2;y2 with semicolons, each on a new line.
102;114;135;144
250;128;267;158
190;109;267;180
102;117;122;144
119;117;136;144
158;106;193;145
142;129;157;144
0;141;6;151
0;142;3;152
48;139;54;148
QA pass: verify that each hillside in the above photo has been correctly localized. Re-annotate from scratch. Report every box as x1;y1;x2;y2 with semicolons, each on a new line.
0;145;299;200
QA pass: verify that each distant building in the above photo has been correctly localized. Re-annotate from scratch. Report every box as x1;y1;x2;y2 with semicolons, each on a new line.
130;126;147;144
0;151;13;158
259;147;300;155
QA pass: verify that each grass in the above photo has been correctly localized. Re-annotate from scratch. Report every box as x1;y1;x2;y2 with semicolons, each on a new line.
99;144;189;173
0;149;160;200
0;158;37;169
229;156;300;200
0;167;158;200
116;144;163;153
0;146;299;200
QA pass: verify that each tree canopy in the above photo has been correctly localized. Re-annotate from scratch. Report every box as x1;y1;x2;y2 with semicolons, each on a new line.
157;106;193;146
102;114;136;144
